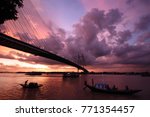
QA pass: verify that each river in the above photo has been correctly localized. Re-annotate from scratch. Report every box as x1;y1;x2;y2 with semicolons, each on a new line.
0;73;149;100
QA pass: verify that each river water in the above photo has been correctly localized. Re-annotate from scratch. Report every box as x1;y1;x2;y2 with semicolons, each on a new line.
0;73;149;100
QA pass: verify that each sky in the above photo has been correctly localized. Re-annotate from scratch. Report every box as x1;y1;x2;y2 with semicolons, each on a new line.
0;0;150;72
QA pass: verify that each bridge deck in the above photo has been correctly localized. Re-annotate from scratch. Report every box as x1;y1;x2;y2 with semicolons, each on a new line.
0;33;88;73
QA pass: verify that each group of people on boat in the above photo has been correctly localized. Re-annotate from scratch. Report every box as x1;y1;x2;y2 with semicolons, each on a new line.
84;80;141;95
21;80;42;88
94;82;129;91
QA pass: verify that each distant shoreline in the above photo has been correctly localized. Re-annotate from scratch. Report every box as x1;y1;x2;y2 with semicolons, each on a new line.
0;71;150;76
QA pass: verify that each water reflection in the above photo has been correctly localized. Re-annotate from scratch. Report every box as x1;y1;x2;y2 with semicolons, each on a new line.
0;73;149;99
21;88;41;100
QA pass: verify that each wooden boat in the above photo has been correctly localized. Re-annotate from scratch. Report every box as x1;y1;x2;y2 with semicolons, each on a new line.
84;81;142;95
20;82;43;89
63;72;79;78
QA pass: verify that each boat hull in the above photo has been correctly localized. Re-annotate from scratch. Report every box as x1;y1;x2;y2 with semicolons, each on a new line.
85;84;141;95
63;72;79;78
20;84;43;89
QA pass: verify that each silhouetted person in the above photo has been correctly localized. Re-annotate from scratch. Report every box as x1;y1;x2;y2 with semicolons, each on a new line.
112;85;117;90
92;78;94;86
106;84;110;90
24;80;28;86
125;85;129;91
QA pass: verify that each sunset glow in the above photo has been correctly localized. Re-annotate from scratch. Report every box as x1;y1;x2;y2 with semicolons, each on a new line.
0;0;150;72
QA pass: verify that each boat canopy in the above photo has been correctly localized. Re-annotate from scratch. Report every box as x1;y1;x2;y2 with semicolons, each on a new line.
95;83;108;89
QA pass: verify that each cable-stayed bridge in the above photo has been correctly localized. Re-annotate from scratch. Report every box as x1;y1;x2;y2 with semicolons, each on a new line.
0;33;88;73
0;0;88;73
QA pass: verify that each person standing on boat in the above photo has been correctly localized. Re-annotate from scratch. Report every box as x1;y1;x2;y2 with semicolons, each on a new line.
125;85;129;91
92;79;94;86
112;85;117;90
24;80;28;86
106;84;110;90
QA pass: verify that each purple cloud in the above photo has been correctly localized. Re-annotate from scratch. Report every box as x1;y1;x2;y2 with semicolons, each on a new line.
1;5;150;72
135;14;150;32
126;0;150;5
63;8;123;64
137;32;150;43
117;30;132;44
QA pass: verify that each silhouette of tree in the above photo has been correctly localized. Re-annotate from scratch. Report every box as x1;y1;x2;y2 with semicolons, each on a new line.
0;0;23;24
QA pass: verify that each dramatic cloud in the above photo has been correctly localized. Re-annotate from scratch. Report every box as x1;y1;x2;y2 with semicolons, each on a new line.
137;32;150;43
114;44;150;65
135;14;150;32
64;7;150;69
126;0;150;5
60;8;124;65
0;0;150;72
117;30;131;44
